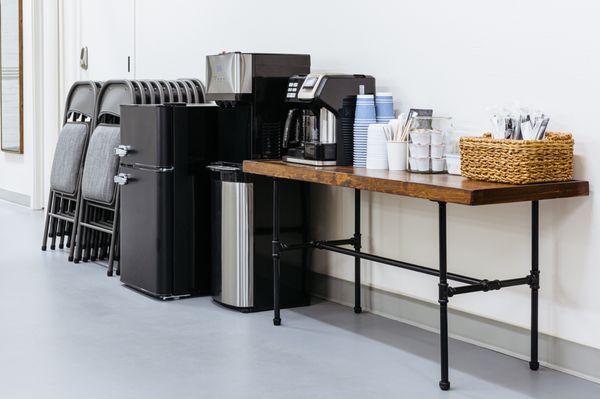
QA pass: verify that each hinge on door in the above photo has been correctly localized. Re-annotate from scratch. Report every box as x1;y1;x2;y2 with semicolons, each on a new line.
127;56;131;73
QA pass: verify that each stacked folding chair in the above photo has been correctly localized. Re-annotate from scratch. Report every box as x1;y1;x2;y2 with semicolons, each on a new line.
72;78;206;276
43;78;206;276
73;80;137;276
42;81;101;260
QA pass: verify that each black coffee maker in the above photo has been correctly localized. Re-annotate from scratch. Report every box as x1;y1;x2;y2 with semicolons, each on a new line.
206;52;311;312
282;74;376;166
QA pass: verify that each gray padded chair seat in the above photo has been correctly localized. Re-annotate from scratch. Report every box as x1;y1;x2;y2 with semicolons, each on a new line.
82;124;120;204
50;122;89;195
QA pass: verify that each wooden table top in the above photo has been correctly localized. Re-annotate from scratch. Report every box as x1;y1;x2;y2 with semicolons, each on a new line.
243;160;589;206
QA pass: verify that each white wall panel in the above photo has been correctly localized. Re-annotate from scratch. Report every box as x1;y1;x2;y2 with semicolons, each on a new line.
59;0;600;349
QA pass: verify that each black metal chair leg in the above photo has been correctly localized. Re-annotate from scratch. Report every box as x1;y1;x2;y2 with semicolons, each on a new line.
354;188;362;314
65;222;72;249
438;201;450;391
41;190;54;251
272;178;281;326
68;192;83;261
74;201;87;263
57;198;66;249
49;194;60;250
530;201;540;371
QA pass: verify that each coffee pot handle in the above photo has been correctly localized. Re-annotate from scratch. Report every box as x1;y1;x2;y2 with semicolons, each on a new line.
283;109;300;149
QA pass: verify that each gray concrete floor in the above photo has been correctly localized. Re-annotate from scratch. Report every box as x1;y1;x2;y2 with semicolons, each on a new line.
1;200;599;399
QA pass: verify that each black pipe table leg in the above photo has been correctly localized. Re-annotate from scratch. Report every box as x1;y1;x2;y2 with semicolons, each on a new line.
530;201;540;370
354;189;362;314
438;201;451;391
272;178;282;326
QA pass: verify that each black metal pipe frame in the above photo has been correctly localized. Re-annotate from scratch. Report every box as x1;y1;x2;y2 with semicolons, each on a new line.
272;178;281;326
530;200;540;371
271;180;540;390
438;202;450;391
354;189;362;314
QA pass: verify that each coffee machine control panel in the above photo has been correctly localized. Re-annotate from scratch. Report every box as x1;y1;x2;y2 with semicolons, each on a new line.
297;74;325;100
285;76;306;100
286;74;326;101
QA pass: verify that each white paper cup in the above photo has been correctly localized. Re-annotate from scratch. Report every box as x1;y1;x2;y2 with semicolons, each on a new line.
417;157;430;171
387;142;408;171
430;144;444;158
431;158;445;172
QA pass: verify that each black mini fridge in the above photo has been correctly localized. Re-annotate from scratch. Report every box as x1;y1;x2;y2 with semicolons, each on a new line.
117;103;218;299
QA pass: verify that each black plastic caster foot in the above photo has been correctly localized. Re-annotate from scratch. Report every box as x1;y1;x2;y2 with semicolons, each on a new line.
273;318;281;326
50;245;56;250
41;245;46;251
439;380;451;391
116;270;120;276
354;307;362;314
107;271;113;277
59;245;64;249
68;256;73;262
73;259;79;264
529;361;539;371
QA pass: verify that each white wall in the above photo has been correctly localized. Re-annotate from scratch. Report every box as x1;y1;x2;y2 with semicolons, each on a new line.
0;0;35;205
61;0;599;349
132;0;599;350
0;0;60;209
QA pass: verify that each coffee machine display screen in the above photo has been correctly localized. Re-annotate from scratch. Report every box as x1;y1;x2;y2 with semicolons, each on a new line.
303;76;318;88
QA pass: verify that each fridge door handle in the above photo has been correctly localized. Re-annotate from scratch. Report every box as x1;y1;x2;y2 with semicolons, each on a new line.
114;173;130;186
115;145;132;157
133;164;174;173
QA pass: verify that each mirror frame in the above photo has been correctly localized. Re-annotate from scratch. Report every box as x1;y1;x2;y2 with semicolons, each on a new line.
0;0;24;154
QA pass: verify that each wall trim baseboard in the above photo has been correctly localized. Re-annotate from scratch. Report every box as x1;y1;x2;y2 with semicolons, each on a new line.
310;272;600;384
0;188;30;207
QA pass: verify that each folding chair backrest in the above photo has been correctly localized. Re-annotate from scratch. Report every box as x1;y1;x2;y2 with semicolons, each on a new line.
148;80;165;104
81;80;137;204
167;81;182;102
49;81;101;194
96;80;137;125
157;80;173;103
179;79;198;103
64;81;99;125
189;78;206;103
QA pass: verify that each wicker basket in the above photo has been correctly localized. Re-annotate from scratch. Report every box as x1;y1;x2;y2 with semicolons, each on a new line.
459;132;574;184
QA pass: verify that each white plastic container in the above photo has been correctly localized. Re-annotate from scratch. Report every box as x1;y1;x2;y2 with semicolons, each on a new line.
416;157;430;171
431;158;445;172
430;144;444;158
409;157;418;170
445;154;461;175
430;131;444;145
409;143;429;158
409;130;431;145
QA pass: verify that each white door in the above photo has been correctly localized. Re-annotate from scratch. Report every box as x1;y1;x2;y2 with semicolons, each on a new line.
78;0;135;80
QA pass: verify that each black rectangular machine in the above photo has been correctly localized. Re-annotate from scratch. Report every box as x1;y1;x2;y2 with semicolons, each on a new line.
206;52;312;312
282;74;376;166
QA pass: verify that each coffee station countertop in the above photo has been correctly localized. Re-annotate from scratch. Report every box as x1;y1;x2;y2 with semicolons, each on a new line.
242;160;589;205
